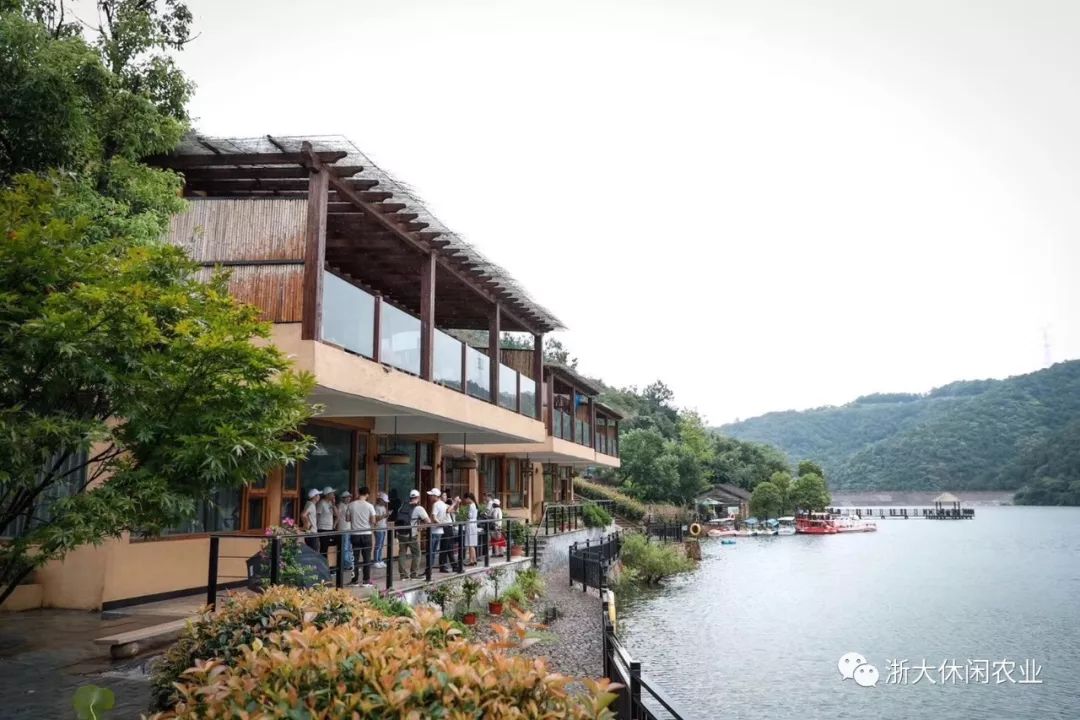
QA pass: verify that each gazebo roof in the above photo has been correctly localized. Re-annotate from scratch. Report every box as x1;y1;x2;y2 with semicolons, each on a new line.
934;492;960;504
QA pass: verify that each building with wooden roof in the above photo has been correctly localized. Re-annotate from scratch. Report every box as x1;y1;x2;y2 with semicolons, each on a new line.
31;134;619;610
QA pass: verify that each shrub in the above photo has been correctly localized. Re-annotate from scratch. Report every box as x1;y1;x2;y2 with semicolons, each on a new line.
509;519;529;546
574;479;646;520
582;502;613;528
459;576;482;615
255;520;317;588
502;584;527;609
487;565;506;601
514;566;545;600
150;609;619;720
619;532;694;585
424;581;458;615
149;586;367;712
367;589;414;618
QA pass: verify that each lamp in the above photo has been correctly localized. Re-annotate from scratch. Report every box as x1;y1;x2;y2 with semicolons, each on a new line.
521;453;535;481
377;417;411;465
454;434;478;470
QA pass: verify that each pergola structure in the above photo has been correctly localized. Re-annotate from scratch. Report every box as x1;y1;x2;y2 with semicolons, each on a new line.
148;134;563;413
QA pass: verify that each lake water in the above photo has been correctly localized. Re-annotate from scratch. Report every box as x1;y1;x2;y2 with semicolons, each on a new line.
617;507;1080;720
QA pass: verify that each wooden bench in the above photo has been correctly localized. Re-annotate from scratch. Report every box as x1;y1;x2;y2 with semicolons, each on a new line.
94;618;190;659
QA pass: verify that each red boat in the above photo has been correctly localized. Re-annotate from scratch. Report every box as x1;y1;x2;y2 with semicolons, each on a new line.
795;513;838;534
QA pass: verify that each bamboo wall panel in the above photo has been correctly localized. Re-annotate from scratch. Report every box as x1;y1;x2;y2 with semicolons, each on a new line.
169;198;308;261
196;265;304;323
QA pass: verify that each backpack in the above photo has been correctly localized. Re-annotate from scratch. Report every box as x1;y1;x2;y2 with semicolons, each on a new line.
395;505;416;537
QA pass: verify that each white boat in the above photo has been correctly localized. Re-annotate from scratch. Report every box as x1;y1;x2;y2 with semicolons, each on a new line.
832;516;878;533
777;516;796;536
706;518;737;538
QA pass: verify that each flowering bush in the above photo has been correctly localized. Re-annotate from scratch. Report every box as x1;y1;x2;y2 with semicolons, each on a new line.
150;607;619;720
149;586;368;712
256;518;317;589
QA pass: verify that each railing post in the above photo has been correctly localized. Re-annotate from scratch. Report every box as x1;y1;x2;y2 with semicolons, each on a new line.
629;659;643;713
207;536;220;610
457;523;466;573
269;535;281;586
335;532;345;588
425;527;433;582
483;521;490;567
569;542;576;587
505;519;512;560
386;528;394;590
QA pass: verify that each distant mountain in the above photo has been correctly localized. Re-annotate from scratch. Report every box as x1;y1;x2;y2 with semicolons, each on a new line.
718;360;1080;492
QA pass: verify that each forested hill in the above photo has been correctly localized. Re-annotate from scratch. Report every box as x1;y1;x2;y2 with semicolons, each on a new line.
718;360;1080;492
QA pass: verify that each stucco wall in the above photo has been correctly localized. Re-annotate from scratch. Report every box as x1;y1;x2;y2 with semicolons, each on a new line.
536;525;616;573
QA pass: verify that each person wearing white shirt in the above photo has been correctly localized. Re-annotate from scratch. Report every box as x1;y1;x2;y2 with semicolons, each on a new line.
346;486;376;586
301;488;320;551
336;490;353;572
316;486;336;557
396;489;428;579
427;487;459;572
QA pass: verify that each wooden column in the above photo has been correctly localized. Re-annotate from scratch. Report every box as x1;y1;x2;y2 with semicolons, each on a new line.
301;168;329;340
533;333;544;419
589;398;597;449
615;421;620;456
546;371;555;435
488;304;501;404
569;384;577;445
372;294;382;363
419;253;436;380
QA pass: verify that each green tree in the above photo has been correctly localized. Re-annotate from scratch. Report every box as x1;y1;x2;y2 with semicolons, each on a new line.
749;481;781;519
543;337;578;369
0;178;315;603
790;473;831;513
0;3;315;604
769;471;793;515
618;428;671;502
797;460;824;478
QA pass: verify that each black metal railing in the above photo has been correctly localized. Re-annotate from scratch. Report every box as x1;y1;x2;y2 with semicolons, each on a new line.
205;517;534;610
536;499;615;537
602;588;690;719
568;530;623;591
643;522;685;543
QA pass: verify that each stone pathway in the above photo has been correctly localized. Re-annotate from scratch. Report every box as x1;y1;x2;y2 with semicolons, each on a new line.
522;573;604;682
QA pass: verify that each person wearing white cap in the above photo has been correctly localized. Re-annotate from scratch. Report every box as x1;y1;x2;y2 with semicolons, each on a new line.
489;498;504;551
346;486;375;587
336;491;353;572
373;493;389;568
301;488;321;551
396;489;429;579
316;487;336;557
427;487;450;572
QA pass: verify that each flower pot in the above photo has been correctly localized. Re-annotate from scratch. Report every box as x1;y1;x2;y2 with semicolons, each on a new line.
488;601;504;615
463;612;478;625
510;546;524;557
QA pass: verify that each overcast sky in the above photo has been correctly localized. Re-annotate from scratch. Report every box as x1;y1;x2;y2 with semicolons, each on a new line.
170;0;1079;424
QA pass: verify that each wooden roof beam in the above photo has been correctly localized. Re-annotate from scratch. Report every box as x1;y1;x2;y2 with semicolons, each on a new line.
148;150;347;168
180;165;365;180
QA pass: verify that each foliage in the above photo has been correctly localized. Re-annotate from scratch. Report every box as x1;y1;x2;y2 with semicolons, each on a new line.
367;589;414;618
575;478;647;520
73;685;115;720
255;519;317;588
0;177;314;603
749;481;781;519
722;360;1080;492
797;460;824;478
709;434;791;491
1010;420;1080;505
424;581;458;615
513;566;545;600
582;502;613;528
501;583;527;609
791;473;831;512
486;565;506;601
618;532;694;585
150;607;619;720
149;586;368;712
459;576;482;614
509;519;529;546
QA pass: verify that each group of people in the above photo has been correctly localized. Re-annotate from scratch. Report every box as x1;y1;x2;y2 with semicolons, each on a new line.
299;486;506;583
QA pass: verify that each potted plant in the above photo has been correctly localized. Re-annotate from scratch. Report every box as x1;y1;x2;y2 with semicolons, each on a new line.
509;521;528;557
486;566;506;615
425;581;457;617
460;576;482;625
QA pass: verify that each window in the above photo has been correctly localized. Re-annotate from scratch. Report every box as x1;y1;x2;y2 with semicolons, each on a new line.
443;465;469;502
507;459;523;507
482;456;500;500
2;450;87;538
164;486;242;535
380;438;418;508
301;425;353;498
281;463;299;523
543;464;556;503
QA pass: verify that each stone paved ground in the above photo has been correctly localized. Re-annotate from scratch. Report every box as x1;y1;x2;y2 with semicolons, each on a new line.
0;609;167;719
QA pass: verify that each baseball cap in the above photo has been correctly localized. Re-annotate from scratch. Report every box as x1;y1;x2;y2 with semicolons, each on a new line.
426;487;441;496
491;498;500;505
308;488;321;498
341;491;352;499
379;493;389;502
409;489;421;499
322;486;335;494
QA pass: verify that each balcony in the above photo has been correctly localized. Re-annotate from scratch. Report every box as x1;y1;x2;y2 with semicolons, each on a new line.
321;271;538;419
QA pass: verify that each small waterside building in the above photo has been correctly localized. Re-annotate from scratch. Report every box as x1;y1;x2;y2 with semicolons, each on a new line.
12;135;617;611
695;484;752;518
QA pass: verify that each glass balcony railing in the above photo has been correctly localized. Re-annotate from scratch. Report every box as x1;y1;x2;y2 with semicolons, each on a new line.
498;364;518;410
520;376;537;418
434;330;463;391
320;270;538;419
321;272;375;358
465;345;490;401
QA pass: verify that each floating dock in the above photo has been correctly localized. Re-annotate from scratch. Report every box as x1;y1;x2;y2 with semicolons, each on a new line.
827;506;974;520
